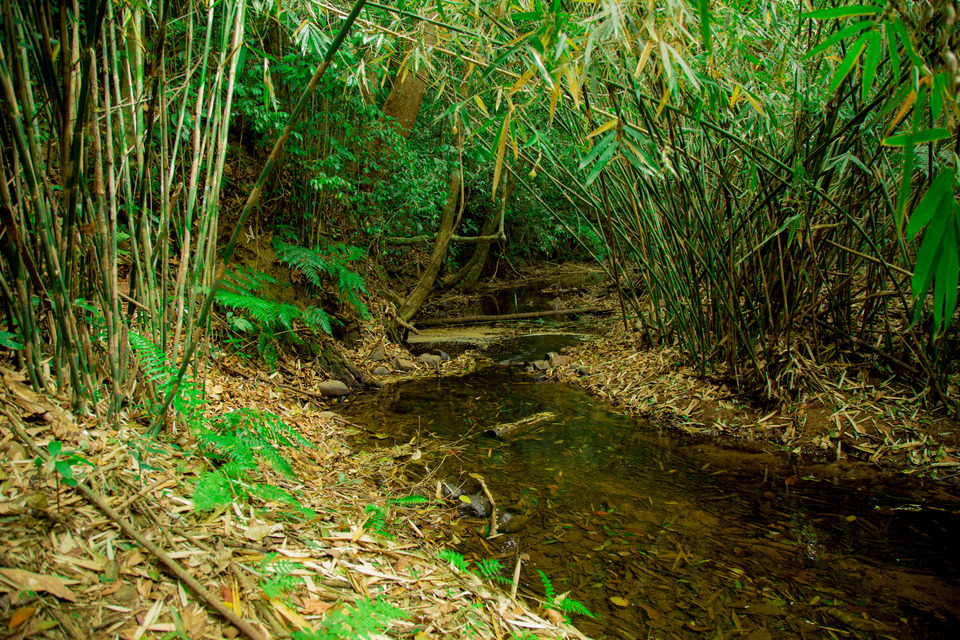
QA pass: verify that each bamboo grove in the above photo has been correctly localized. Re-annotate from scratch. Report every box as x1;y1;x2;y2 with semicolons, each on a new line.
1;0;958;422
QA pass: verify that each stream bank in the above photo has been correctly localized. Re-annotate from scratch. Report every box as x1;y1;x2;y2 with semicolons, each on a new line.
341;336;960;639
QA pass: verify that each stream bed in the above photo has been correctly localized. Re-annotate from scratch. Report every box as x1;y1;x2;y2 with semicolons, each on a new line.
341;339;960;639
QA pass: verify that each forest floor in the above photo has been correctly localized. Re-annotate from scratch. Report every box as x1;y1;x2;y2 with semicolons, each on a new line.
1;261;958;640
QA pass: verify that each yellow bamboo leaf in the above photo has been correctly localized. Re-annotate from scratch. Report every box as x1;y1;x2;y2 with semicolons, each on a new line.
473;95;489;117
549;79;562;126
744;90;764;116
587;118;619;139
635;40;655;77
566;66;581;108
610;596;630;607
656;88;672;117
886;90;916;136
728;85;741;108
508;68;536;98
492;108;511;200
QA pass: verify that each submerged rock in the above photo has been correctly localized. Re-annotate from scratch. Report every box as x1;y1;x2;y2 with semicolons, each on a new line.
317;380;350;397
457;493;492;518
440;481;464;500
498;511;530;534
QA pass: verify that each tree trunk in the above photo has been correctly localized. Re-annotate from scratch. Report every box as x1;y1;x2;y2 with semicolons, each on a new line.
394;172;460;326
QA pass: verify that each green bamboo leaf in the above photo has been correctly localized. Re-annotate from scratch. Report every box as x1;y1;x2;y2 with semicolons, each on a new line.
933;219;959;334
802;4;882;20
585;139;619;186
932;73;945;122
884;22;901;80
698;0;711;52
889;19;923;67
911;212;949;306
861;31;881;102
907;169;954;238
802;21;873;61
827;32;870;95
883;128;950;147
578;130;616;170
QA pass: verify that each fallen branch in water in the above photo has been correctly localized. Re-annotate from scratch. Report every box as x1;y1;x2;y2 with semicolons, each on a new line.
417;306;610;326
485;411;556;439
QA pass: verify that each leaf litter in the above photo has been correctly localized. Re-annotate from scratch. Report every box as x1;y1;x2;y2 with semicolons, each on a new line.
0;331;588;640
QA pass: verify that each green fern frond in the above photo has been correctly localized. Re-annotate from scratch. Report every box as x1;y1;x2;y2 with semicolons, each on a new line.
388;495;430;507
438;549;471;573
294;597;405;640
193;471;234;511
475;558;504;580
261;574;304;599
216;291;280;325
221;266;280;294
302;306;334;336
537;570;556;602
558;597;596;619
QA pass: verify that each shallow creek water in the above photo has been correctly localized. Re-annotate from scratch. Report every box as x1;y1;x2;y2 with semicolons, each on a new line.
341;339;960;639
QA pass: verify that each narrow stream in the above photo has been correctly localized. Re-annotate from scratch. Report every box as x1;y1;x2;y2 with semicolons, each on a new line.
341;338;960;639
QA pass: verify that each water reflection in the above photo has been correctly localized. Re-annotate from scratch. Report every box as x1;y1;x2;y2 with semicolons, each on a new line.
342;368;960;638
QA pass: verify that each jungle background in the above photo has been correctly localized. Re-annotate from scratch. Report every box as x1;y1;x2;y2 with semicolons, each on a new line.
2;0;960;638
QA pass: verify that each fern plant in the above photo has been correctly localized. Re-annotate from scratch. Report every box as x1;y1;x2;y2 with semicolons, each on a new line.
437;550;510;585
215;265;335;367
259;553;306;600
129;332;204;431
273;239;370;318
293;597;405;640
193;408;312;512
538;570;595;620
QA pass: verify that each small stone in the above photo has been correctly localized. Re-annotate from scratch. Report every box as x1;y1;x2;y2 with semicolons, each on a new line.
370;346;386;362
396;359;416;371
457;494;492;518
418;353;443;365
544;351;560;361
549;355;572;367
317;380;350;397
372;366;391;376
437;349;452;361
532;360;550;371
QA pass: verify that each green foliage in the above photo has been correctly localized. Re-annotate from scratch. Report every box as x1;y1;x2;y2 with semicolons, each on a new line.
293;598;406;640
363;504;390;538
193;408;311;511
388;494;430;507
259;553;306;599
537;570;595;620
34;441;94;490
216;266;337;367
129;333;204;430
273;240;370;319
437;550;509;585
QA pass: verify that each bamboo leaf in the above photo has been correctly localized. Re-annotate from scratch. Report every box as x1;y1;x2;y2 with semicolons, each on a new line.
578;130;616;170
491;108;512;200
827;32;870;95
587;118;619;139
698;0;711;52
585;139;619;186
802;4;882;20
882;128;950;147
889;19;924;67
906;169;954;238
861;31;881;102
884;21;901;80
802;21;873;60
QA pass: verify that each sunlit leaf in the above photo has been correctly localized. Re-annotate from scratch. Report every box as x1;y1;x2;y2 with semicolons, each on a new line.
882;128;950;147
802;4;882;20
802;20;873;60
861;31;881;102
827;32;870;96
